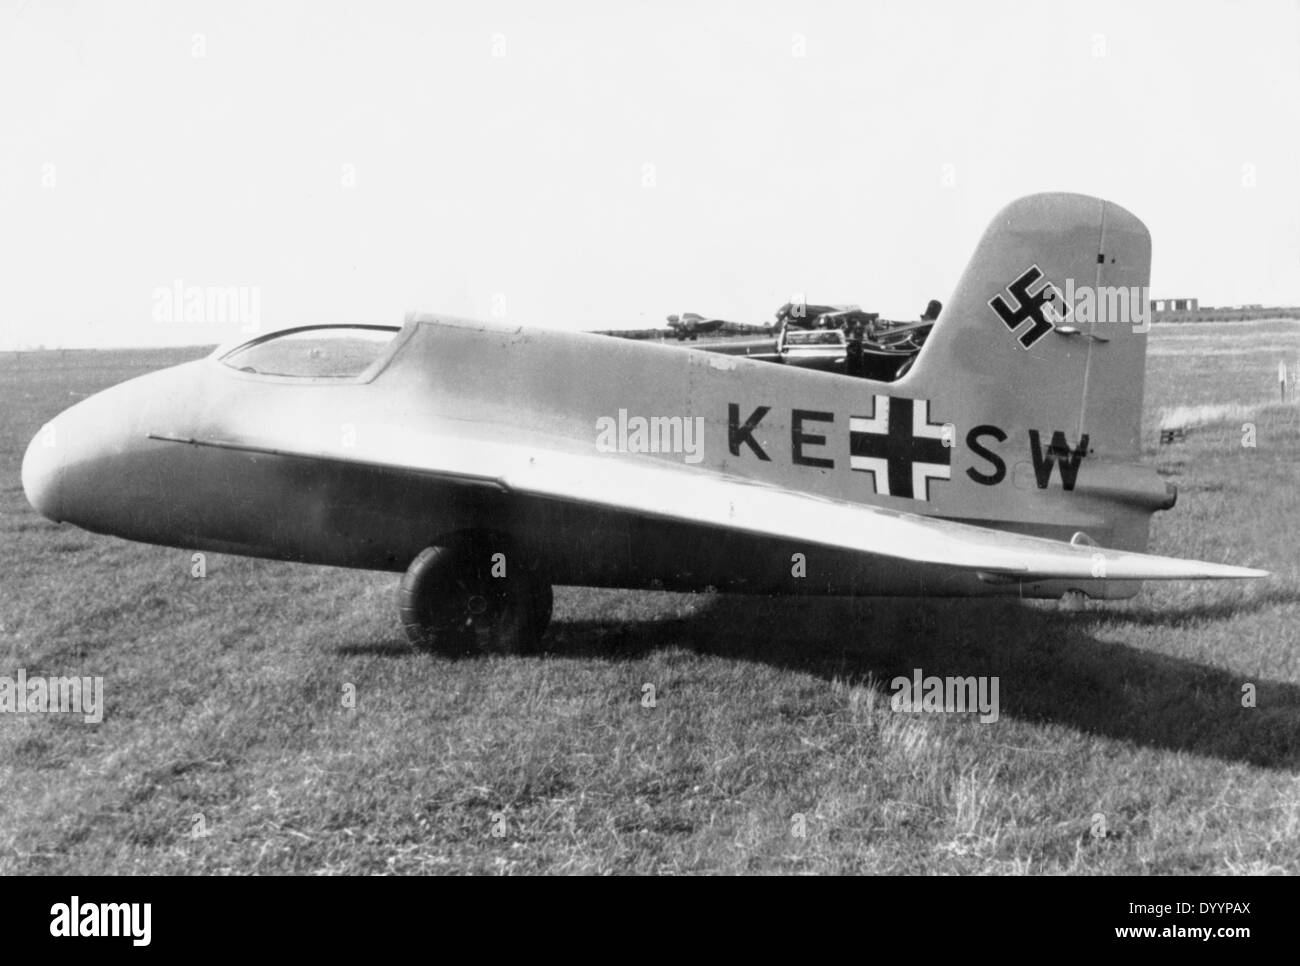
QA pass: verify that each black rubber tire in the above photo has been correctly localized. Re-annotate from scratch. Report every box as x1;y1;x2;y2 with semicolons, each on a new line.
398;533;548;656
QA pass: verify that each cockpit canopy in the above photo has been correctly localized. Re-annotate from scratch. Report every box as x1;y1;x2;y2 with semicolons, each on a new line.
218;325;400;378
783;329;846;347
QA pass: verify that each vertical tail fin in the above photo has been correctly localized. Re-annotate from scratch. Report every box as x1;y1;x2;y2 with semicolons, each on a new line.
902;193;1158;551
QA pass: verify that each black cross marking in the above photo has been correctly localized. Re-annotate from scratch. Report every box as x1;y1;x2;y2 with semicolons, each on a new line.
849;396;951;499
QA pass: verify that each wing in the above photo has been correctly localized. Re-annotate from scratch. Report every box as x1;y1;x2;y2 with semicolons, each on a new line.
149;420;1267;582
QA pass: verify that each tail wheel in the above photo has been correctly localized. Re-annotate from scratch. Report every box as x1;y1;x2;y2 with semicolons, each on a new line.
398;533;550;656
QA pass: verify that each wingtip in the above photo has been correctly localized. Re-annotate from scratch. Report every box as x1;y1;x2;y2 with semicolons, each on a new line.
1172;562;1270;580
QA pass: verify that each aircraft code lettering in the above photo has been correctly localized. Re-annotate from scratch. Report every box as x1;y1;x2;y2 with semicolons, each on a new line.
965;425;1007;485
1028;429;1090;490
727;394;953;502
792;409;834;469
729;400;1089;496
965;426;1090;490
728;403;771;461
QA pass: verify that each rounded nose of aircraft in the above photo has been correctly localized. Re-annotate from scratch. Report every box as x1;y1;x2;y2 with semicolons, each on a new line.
19;360;211;539
21;424;64;522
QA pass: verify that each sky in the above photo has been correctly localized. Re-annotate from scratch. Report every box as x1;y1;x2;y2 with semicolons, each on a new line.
1;0;1297;348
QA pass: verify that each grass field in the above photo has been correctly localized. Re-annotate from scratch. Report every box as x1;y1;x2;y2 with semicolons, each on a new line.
2;322;1298;875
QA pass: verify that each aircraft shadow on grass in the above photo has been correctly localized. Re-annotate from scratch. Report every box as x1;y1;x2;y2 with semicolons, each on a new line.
359;586;1296;771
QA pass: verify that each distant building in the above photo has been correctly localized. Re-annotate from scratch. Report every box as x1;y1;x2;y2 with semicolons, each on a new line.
1153;298;1199;312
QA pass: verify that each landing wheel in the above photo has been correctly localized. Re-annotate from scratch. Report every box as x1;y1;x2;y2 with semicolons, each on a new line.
398;533;551;656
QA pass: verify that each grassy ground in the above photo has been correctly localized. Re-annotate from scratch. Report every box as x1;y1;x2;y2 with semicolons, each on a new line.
1;323;1297;875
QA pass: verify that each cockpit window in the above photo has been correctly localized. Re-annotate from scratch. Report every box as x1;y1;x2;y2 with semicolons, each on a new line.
785;330;845;346
219;325;400;378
